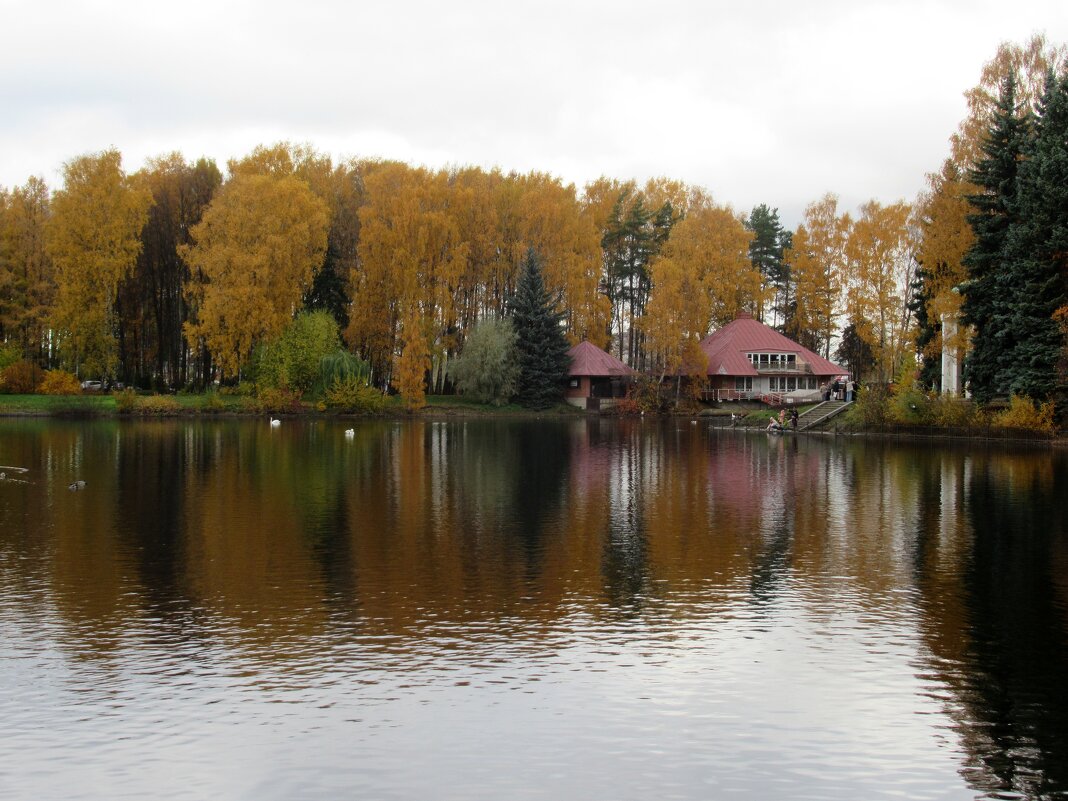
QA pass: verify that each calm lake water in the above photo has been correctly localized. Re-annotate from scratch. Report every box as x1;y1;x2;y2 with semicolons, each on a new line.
1;418;1066;800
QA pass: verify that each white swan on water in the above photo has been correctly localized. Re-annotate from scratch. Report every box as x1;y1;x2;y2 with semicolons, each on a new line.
270;417;281;427
344;428;355;437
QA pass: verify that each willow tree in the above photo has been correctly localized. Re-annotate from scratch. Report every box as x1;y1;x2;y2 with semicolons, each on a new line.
46;150;151;377
181;172;329;378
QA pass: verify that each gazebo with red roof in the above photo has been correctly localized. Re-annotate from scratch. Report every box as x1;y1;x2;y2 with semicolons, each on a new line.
698;312;847;404
565;340;636;410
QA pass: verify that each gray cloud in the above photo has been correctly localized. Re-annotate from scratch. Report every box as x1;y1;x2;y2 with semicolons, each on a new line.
2;0;1065;227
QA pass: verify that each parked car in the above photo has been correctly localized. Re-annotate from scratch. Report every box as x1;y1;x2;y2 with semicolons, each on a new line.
80;380;103;391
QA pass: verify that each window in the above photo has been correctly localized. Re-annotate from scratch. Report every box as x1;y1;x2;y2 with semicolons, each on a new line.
734;377;752;391
748;352;799;369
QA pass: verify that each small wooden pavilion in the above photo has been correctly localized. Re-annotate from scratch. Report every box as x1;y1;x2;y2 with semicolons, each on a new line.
565;340;636;410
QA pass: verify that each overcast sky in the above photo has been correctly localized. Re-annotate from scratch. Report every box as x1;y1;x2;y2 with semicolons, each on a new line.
2;0;1066;226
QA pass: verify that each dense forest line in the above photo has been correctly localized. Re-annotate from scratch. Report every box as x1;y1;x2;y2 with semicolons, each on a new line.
0;36;1065;415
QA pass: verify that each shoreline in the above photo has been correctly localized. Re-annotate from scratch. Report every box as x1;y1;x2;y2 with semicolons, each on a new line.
0;396;1061;446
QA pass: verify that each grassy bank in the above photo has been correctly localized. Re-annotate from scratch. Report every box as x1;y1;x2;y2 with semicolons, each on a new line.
0;393;582;418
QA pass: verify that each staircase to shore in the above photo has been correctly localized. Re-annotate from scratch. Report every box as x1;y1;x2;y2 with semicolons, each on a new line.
796;400;852;431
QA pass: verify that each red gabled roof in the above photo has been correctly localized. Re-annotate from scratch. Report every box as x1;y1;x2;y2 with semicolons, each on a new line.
567;340;636;377
699;313;846;377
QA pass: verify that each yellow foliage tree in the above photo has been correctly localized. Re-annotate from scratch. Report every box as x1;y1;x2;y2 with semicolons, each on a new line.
510;173;608;348
843;200;915;381
46;150;151;376
642;198;757;379
0;176;53;361
351;162;465;394
181;173;329;378
784;194;850;358
915;160;974;362
952;34;1067;168
394;300;430;411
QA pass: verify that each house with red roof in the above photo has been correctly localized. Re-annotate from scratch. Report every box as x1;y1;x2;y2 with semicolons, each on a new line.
565;340;636;410
697;313;848;404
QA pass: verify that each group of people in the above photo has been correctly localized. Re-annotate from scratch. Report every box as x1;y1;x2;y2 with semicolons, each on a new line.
822;378;858;402
766;408;799;432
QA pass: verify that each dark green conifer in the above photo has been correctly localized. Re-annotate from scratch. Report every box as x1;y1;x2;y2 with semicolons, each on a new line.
509;249;571;409
961;73;1030;403
908;264;942;391
1002;68;1068;408
745;204;791;327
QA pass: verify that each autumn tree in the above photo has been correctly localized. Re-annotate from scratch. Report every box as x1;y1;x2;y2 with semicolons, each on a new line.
952;35;1066;169
502;172;608;351
445;166;503;335
117;154;221;389
0;176;53;363
913;159;974;388
181;172;329;378
350;162;465;394
784;194;850;358
46;150;151;377
640;254;709;387
642;197;757;388
843;200;915;382
229;142;361;330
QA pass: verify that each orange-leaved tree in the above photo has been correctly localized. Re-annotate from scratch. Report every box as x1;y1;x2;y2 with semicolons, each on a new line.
47;150;151;377
181;172;329;378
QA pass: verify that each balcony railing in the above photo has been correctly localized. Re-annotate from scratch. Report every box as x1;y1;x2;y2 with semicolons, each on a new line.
700;389;823;404
749;363;813;374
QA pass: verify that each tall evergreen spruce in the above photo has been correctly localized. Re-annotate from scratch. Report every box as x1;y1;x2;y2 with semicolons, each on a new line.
745;204;790;326
1003;68;1068;408
909;263;942;391
961;73;1030;403
510;249;571;409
